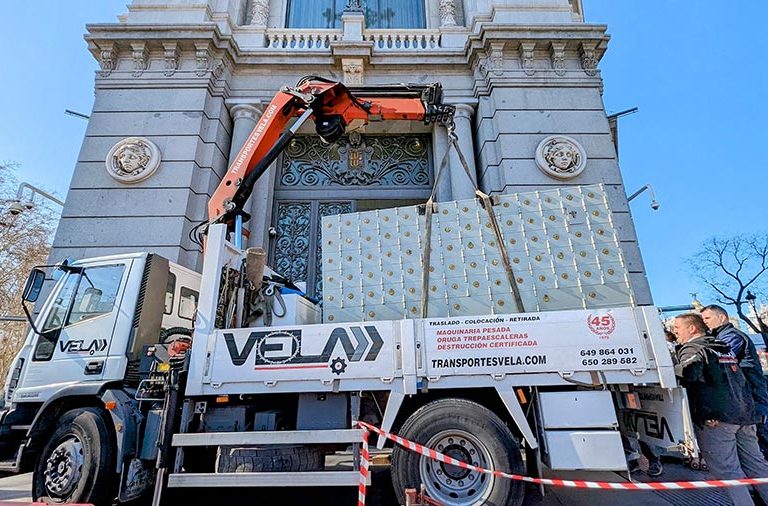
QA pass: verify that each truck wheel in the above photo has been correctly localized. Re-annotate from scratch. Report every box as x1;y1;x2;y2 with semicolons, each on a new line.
216;445;324;473
391;399;525;506
33;407;115;506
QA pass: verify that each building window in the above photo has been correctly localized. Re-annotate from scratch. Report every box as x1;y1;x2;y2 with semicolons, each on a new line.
179;287;199;321
286;0;425;29
164;272;176;315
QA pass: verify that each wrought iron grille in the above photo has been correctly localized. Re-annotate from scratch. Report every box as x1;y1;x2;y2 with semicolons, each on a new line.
279;133;431;188
273;202;313;283
272;201;353;300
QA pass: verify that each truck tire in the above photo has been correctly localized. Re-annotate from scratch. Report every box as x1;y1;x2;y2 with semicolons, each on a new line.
217;445;324;473
391;399;525;506
159;326;193;343
33;407;116;506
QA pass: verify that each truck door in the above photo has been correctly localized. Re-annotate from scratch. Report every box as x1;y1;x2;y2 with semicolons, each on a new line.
15;263;129;396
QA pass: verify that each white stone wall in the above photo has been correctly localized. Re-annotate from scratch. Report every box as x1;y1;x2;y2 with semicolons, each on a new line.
51;0;652;303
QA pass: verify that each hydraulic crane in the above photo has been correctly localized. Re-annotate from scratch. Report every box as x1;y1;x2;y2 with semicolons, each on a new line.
206;76;455;239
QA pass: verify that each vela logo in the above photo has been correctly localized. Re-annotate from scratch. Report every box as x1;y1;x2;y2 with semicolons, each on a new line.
622;410;674;442
59;339;108;355
224;325;384;372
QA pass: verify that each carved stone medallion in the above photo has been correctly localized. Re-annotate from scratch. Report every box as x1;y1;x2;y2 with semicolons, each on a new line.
535;135;587;179
105;137;162;183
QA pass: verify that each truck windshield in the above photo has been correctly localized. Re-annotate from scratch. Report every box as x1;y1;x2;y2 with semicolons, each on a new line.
34;264;125;361
41;274;80;333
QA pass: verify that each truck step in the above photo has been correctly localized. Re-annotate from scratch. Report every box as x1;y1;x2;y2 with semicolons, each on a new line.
0;459;18;470
167;470;366;488
0;444;23;472
172;429;364;447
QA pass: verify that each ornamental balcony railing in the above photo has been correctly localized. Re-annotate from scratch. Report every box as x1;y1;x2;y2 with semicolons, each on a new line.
264;29;343;50
262;29;442;51
365;29;442;50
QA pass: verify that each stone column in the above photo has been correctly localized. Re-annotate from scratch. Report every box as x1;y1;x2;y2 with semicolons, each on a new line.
448;104;478;200
228;103;273;248
432;126;453;202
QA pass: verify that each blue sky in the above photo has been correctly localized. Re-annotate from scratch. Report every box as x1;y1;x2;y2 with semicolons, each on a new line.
0;1;766;308
585;1;768;308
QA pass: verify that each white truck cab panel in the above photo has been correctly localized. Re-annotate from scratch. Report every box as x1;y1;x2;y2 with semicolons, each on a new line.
10;255;140;405
6;253;201;407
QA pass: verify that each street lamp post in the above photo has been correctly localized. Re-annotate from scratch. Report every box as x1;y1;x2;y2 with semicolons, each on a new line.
5;182;64;216
627;183;660;211
746;290;768;340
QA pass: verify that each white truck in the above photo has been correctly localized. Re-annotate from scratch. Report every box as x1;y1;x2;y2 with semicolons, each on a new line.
0;79;693;506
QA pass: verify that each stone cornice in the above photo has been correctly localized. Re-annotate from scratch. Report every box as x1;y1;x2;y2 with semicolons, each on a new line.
464;23;610;96
330;40;375;64
85;22;610;79
465;23;610;60
86;23;237;57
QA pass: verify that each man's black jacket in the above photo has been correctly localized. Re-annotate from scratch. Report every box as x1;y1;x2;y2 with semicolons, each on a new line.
711;322;768;417
675;335;759;426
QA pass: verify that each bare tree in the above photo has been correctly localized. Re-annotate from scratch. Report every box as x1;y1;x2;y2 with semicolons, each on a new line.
0;162;58;386
689;233;768;333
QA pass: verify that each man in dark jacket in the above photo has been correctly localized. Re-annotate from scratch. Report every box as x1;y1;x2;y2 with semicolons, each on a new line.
674;313;768;505
702;304;768;458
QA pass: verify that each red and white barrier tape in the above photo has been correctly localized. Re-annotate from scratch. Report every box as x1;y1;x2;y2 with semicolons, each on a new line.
358;428;370;506
355;420;768;498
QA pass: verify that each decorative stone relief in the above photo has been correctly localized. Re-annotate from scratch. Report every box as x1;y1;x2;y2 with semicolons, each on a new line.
249;0;270;26
105;137;162;184
535;135;587;180
211;59;225;80
519;42;536;76
488;42;504;76
195;44;210;77
131;43;148;77
342;59;364;85
476;50;489;78
580;42;598;76
163;42;179;77
439;0;457;27
479;43;504;77
99;44;117;77
550;42;566;76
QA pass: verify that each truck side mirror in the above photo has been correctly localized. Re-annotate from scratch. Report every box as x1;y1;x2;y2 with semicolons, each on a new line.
22;268;46;303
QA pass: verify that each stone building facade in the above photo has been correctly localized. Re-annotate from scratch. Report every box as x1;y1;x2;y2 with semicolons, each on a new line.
51;0;653;305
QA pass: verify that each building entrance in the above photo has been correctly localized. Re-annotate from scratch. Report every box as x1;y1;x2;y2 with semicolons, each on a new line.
270;133;432;299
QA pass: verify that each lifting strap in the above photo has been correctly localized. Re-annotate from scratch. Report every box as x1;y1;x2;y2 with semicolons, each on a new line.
419;122;525;318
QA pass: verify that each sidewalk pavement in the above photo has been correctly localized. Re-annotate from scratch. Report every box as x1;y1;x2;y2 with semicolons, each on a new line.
0;461;737;505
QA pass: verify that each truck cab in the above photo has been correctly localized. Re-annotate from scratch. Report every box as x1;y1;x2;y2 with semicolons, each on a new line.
0;253;199;473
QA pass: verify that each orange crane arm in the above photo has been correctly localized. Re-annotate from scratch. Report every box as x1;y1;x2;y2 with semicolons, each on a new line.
208;77;454;229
